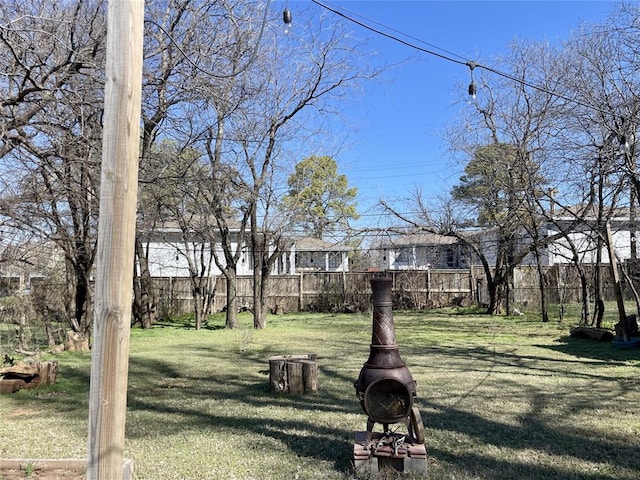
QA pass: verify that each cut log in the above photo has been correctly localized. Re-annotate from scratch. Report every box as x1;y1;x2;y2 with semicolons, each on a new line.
0;458;134;479
0;361;58;394
269;357;287;393
37;361;58;385
287;360;304;394
300;359;318;394
569;326;614;341
65;330;89;351
268;354;317;394
0;379;26;394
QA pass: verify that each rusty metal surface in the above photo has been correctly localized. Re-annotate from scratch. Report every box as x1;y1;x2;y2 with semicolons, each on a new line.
354;276;417;427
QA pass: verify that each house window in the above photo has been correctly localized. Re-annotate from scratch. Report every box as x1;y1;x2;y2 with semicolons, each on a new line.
328;252;342;269
298;253;316;269
395;247;415;268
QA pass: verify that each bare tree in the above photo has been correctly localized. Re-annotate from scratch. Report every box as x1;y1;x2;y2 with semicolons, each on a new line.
384;40;564;316
552;6;640;324
0;0;106;339
134;0;216;328
244;10;380;329
0;0;382;334
137;0;261;329
180;3;381;329
139;141;220;330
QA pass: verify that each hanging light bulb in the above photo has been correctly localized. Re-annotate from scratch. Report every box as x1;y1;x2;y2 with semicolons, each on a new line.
283;7;292;34
466;61;477;100
468;82;477;99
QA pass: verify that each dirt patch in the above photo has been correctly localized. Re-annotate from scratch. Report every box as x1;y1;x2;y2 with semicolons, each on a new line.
0;459;132;479
6;407;42;419
0;467;84;479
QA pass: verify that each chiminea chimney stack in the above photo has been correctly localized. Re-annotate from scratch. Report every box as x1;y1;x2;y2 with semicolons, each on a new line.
354;277;418;434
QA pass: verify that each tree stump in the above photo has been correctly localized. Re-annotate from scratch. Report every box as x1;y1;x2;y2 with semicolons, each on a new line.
287;360;304;394
65;330;89;351
615;315;639;339
299;359;318;394
268;354;318;394
0;361;58;394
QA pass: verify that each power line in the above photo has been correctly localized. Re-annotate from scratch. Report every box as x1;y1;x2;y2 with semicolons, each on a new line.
310;0;615;118
311;0;469;67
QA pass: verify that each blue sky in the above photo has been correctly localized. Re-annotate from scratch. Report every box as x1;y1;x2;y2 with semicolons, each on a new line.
299;1;617;222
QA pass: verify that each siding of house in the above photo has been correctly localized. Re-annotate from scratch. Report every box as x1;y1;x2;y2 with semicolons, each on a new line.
144;240;253;277
545;226;635;266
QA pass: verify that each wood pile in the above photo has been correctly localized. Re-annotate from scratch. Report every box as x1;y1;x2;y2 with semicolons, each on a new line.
0;361;58;394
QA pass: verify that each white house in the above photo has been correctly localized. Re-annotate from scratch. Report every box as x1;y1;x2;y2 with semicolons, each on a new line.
287;236;351;273
379;233;465;270
378;205;640;270
543;206;634;266
0;240;57;296
141;221;252;278
141;221;350;278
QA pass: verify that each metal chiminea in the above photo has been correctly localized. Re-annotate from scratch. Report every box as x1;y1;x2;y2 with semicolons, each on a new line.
354;276;424;443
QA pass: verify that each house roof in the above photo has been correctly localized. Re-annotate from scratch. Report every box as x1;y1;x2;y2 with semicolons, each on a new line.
553;203;621;219
380;232;458;248
146;217;245;231
292;236;352;252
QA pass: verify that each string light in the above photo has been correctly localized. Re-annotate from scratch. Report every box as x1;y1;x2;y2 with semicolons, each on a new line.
467;61;477;100
283;4;292;34
309;0;617;117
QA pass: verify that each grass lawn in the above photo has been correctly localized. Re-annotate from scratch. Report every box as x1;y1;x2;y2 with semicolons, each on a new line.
1;310;639;479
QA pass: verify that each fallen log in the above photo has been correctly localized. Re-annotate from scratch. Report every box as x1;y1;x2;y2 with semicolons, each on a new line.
569;326;614;341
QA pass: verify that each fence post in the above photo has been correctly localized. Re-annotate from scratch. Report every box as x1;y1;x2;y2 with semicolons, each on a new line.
298;272;304;311
342;270;347;305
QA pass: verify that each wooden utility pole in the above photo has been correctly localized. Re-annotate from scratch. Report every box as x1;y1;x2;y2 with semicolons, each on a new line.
87;1;144;479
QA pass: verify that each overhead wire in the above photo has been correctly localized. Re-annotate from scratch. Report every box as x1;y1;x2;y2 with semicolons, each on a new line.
310;0;616;118
311;0;469;67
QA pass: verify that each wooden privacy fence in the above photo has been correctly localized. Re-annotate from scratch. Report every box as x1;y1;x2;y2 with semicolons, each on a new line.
153;269;476;315
152;263;638;316
151;264;629;316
